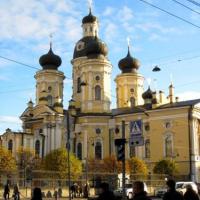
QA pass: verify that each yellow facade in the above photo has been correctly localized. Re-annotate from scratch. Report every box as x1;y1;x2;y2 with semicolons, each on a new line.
1;9;200;183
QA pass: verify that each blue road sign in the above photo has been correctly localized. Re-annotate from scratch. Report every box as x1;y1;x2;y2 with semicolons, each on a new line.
129;136;144;147
130;120;143;136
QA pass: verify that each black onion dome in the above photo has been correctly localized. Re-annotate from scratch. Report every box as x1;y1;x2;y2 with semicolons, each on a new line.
73;36;95;59
118;48;140;73
39;46;62;70
82;10;97;24
86;36;108;58
142;87;153;99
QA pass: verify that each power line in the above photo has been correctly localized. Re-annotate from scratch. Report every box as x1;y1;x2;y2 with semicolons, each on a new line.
0;55;40;70
0;88;34;94
170;0;200;15
0;54;72;80
142;48;200;64
137;0;200;29
144;54;200;69
186;0;200;7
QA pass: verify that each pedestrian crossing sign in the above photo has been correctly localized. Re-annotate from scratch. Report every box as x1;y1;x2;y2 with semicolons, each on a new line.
130;120;143;136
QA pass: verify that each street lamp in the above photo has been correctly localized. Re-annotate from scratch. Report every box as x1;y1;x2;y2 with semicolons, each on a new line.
152;65;161;72
67;99;77;200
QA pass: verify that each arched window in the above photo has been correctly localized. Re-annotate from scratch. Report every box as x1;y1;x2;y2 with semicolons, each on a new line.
47;95;53;106
35;140;40;156
77;77;81;93
165;135;172;157
95;141;102;160
145;139;150;158
77;143;82;160
8;139;13;152
95;85;101;100
130;97;136;107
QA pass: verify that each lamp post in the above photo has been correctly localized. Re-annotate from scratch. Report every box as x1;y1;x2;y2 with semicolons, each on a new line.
67;99;77;200
85;136;94;198
66;110;71;200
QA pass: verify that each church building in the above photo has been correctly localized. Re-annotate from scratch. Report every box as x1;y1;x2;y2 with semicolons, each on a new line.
1;9;200;182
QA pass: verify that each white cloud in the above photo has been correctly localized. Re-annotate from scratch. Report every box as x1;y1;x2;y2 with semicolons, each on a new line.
104;23;119;43
64;79;73;84
102;7;115;16
149;33;167;41
0;115;22;134
0;0;80;42
177;91;200;101
118;6;134;22
0;116;21;124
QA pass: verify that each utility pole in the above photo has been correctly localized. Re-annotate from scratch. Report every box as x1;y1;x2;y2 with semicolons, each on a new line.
67;111;71;200
114;121;126;200
122;120;126;200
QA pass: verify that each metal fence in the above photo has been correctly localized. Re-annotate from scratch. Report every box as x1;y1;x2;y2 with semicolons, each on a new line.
0;170;190;199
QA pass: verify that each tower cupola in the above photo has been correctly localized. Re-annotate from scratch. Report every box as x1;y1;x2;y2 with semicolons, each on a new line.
86;36;108;58
39;45;62;70
82;9;97;24
142;87;153;108
118;47;140;73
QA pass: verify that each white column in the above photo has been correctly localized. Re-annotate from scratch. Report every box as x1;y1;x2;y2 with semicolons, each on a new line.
43;126;48;156
84;130;88;159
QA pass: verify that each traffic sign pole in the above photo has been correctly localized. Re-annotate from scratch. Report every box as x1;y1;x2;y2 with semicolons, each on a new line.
122;120;126;200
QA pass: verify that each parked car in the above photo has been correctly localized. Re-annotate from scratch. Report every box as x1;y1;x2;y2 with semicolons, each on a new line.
176;181;198;195
114;183;148;200
154;187;167;197
155;181;198;197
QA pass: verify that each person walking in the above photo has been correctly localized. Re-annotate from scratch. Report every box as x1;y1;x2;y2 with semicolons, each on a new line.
163;179;184;200
184;184;200;200
12;184;20;200
3;182;10;200
96;182;115;200
31;187;42;200
132;181;151;200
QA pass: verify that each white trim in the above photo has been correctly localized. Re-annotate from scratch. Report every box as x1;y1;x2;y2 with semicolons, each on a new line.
114;113;188;121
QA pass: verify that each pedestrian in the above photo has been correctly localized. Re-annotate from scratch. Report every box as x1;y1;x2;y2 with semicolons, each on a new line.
70;183;75;199
132;181;151;200
31;187;42;200
12;184;20;200
53;190;58;200
184;184;200;200
163;179;184;200
96;182;115;200
3;182;10;200
83;182;90;198
58;187;62;198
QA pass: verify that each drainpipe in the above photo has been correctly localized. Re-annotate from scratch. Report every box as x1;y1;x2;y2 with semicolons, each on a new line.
188;105;193;181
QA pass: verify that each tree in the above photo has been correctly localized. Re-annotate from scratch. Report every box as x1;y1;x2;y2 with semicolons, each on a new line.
102;155;121;173
0;147;17;173
16;146;35;170
127;157;148;175
44;148;82;179
88;155;125;173
153;159;177;176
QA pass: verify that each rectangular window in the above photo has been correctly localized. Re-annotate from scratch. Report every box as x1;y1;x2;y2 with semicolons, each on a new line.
77;77;81;93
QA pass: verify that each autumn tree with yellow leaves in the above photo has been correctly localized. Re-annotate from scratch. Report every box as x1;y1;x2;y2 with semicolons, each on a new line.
0;147;17;173
43;148;82;179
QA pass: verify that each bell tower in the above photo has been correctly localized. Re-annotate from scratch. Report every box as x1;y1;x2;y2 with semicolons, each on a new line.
71;8;112;113
115;43;144;108
35;44;65;113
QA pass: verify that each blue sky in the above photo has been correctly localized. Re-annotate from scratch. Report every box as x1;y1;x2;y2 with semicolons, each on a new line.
0;0;200;133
